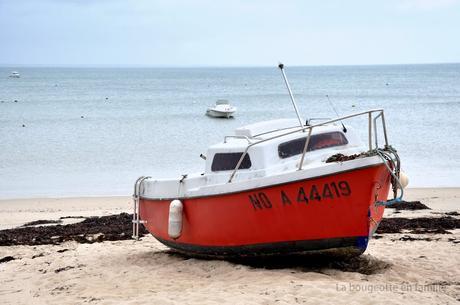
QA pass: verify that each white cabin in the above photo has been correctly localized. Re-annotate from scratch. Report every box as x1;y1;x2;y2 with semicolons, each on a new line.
141;118;375;200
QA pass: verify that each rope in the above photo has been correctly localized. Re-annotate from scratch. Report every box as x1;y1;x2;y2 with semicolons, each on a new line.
374;146;404;207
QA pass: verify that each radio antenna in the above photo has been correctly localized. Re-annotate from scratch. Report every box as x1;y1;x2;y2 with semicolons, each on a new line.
278;63;304;130
326;94;347;133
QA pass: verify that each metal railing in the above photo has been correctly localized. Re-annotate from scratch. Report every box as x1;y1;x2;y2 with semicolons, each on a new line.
227;109;389;183
132;175;150;240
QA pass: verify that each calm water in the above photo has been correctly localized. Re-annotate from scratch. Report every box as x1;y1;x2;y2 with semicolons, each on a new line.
1;64;459;198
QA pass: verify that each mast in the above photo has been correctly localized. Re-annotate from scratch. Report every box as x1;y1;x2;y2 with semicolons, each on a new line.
278;63;303;129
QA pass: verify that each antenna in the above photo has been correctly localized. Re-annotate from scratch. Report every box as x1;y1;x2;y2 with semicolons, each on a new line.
325;94;347;133
278;63;304;129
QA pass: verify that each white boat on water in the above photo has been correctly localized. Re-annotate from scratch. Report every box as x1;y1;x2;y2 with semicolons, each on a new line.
9;71;20;78
206;100;236;118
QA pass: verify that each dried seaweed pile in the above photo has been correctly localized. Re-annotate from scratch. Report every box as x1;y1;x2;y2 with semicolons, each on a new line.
0;213;148;246
377;216;460;234
1;212;458;247
325;152;371;163
387;200;430;210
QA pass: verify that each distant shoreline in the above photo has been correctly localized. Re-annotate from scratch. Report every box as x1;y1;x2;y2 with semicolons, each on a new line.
1;62;460;69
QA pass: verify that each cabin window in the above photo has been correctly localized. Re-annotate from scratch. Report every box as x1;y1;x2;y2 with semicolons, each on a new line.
278;132;348;159
211;153;252;171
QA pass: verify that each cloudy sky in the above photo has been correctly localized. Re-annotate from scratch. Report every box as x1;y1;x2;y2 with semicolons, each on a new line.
1;0;459;66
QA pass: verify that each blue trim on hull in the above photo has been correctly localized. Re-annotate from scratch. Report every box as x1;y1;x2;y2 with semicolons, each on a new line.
356;236;369;252
155;236;369;258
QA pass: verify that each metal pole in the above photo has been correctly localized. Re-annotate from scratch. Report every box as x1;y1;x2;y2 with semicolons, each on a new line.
136;180;140;238
373;116;379;149
228;148;250;183
132;176;150;240
298;127;313;170
132;194;136;239
368;112;373;151
278;63;303;129
380;111;389;147
132;176;142;240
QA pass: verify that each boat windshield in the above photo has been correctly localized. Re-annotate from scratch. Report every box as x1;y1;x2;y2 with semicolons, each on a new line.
216;100;229;105
211;152;251;171
278;132;348;159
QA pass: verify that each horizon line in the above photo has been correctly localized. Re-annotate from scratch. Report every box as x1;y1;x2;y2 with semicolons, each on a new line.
0;61;459;69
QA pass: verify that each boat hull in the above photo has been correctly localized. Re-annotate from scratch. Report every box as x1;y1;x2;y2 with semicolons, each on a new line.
206;109;235;118
139;164;390;257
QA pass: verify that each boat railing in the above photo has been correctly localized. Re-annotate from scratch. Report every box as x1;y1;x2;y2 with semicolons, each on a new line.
228;109;389;183
132;176;150;240
252;118;332;138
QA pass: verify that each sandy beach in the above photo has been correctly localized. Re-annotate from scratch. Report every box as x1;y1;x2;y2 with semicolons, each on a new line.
0;188;459;304
2;0;460;304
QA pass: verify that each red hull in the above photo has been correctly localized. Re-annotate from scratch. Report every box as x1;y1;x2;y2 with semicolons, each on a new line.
139;164;390;257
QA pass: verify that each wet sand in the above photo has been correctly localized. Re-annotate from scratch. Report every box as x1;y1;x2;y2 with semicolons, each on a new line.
0;188;459;304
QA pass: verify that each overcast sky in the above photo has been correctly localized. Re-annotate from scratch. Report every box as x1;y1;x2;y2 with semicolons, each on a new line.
1;0;459;66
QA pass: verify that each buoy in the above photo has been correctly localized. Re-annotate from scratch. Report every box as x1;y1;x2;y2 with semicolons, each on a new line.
399;171;409;188
168;200;183;239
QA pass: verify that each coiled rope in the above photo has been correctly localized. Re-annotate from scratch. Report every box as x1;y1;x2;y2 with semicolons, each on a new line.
374;145;404;206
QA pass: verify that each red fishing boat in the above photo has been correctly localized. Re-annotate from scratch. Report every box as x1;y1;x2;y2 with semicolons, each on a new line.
132;64;407;258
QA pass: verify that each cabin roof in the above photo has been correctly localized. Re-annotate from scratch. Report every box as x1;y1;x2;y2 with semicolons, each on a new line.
234;118;301;138
208;120;346;152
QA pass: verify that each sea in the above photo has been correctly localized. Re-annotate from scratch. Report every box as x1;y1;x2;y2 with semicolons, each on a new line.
1;64;459;199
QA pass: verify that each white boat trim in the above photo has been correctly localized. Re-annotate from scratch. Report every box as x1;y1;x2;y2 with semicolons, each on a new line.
141;155;384;200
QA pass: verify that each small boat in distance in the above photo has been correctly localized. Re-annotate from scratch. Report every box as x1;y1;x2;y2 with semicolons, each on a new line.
9;71;20;78
132;64;408;258
206;99;236;118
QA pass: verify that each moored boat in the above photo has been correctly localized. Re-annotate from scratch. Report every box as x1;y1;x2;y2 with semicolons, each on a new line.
132;64;407;258
206;99;236;118
9;71;20;78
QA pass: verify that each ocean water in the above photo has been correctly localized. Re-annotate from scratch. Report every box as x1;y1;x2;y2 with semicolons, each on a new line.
1;64;459;198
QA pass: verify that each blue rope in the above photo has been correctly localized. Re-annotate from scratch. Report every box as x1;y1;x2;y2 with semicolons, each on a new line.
376;197;402;207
